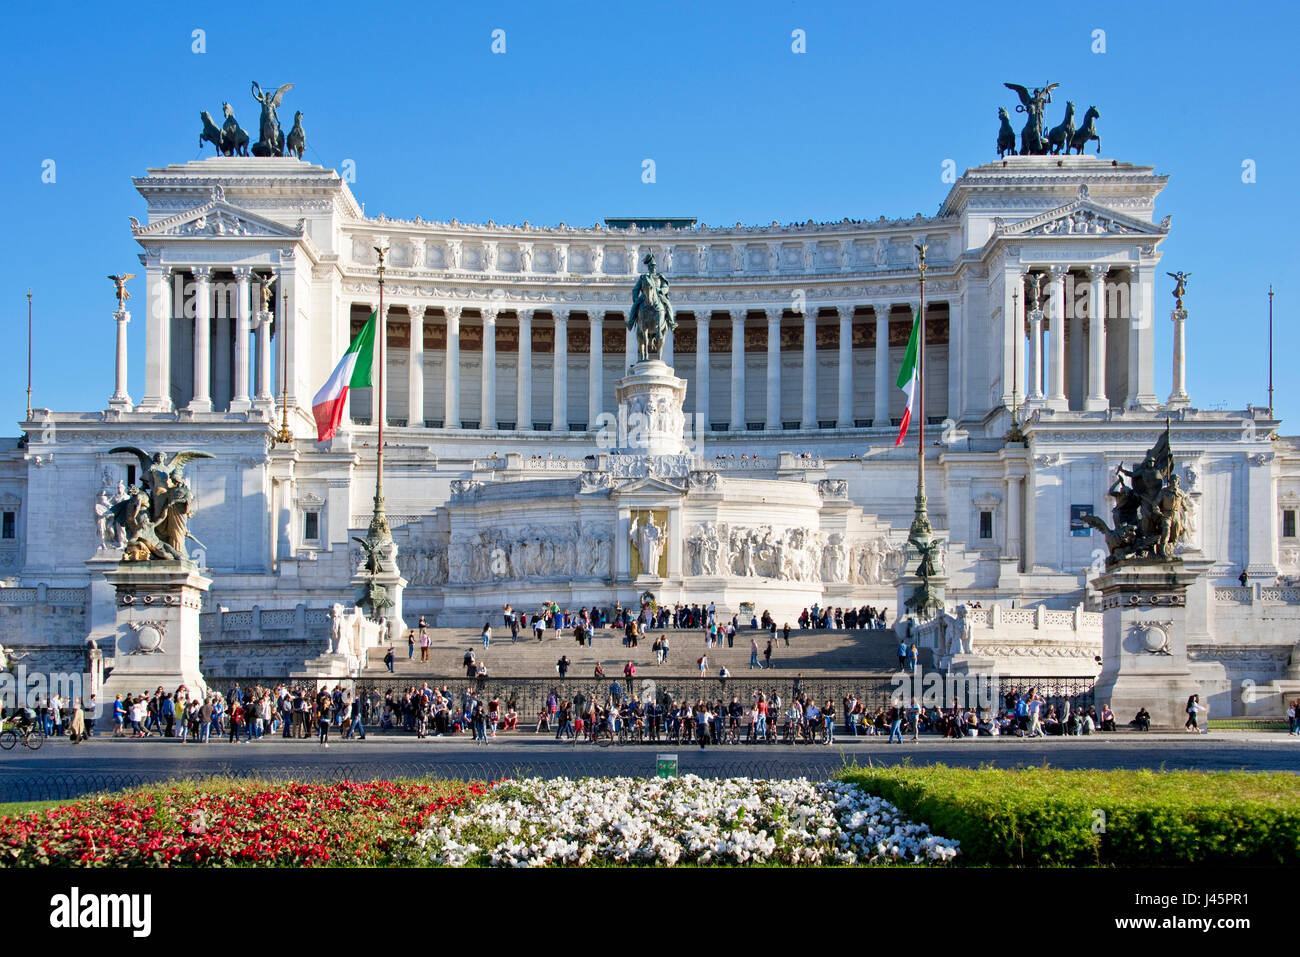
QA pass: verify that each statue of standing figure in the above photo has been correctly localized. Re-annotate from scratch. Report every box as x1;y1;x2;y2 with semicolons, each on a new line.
1004;82;1059;155
630;514;666;577
250;81;294;157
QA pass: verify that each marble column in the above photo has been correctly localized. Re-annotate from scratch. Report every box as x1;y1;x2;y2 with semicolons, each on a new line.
408;304;426;427
872;305;891;428
729;309;746;431
109;307;131;409
1027;307;1045;402
836;305;853;428
516;309;533;430
139;255;172;411
1168;306;1190;408
1046;264;1069;410
765;307;781;430
189;267;212;412
480;307;497;430
552;308;568;432
801;307;817;429
625;318;636;373
1085;265;1110;411
230;267;252;411
663;319;674;366
588;310;603;428
695;311;711;425
255;307;274;406
444;305;461;428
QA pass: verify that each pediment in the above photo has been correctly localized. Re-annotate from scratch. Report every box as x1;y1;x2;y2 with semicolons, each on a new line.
131;186;305;240
614;476;685;497
998;199;1169;239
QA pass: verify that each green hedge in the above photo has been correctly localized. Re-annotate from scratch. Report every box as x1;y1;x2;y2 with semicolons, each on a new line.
1207;718;1288;731
839;764;1300;867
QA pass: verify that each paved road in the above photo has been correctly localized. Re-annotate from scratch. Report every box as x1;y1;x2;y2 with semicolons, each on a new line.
0;732;1296;801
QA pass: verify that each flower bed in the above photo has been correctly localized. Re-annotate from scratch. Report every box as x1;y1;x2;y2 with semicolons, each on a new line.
0;779;481;867
415;775;959;866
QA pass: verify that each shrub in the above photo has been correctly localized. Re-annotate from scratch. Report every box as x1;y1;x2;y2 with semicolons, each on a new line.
838;764;1300;867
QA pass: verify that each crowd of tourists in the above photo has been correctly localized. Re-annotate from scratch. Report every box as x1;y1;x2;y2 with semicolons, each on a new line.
96;683;369;746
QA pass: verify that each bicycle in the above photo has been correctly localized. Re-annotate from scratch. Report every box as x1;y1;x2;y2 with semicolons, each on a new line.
0;720;44;751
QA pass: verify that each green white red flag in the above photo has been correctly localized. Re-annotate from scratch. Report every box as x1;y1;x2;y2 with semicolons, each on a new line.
312;310;376;442
893;309;920;446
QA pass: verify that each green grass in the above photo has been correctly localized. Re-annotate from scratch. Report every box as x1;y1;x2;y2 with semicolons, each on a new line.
0;799;64;819
837;762;1300;867
1207;717;1288;731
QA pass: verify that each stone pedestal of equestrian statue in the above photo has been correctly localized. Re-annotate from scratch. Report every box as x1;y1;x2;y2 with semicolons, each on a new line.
614;359;690;457
100;560;211;701
1091;558;1197;729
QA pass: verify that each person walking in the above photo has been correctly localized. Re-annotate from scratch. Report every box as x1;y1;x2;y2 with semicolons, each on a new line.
419;629;431;662
384;645;395;673
481;621;492;649
348;694;366;740
1184;694;1205;733
763;639;774;670
888;706;903;744
317;691;333;747
749;638;763;670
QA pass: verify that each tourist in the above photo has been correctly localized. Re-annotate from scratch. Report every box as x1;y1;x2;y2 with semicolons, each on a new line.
594;661;605;679
695;704;712;749
481;621;492;648
1100;703;1116;732
749;638;762;670
908;643;919;673
763;639;774;669
317;690;332;746
1289;700;1299;736
718;665;730;691
661;634;670;665
534;616;545;641
407;630;415;659
823;700;836;744
347;694;366;740
1132;707;1151;732
698;653;708;678
1184;694;1205;733
112;695;125;737
419;629;431;662
384;645;395;673
557;655;570;679
624;660;636;687
896;639;908;671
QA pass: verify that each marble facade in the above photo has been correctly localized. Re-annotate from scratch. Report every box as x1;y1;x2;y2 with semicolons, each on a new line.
0;154;1298;716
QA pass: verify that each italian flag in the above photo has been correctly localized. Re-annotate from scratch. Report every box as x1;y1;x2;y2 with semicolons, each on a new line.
893;309;920;447
312;310;376;442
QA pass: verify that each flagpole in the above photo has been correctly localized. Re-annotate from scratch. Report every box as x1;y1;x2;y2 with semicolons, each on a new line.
369;245;390;542
909;243;929;540
276;279;293;445
25;287;32;421
1263;283;1274;418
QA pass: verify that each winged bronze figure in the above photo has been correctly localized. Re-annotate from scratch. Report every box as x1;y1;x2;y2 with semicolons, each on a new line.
107;447;214;560
107;274;136;308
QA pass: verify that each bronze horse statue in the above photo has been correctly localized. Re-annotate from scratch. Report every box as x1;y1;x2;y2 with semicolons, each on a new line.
221;103;249;156
1069;106;1101;154
1047;101;1076;155
199;111;225;155
627;253;676;362
996;107;1016;158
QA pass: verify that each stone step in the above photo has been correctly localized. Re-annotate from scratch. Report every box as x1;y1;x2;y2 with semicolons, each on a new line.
363;626;904;678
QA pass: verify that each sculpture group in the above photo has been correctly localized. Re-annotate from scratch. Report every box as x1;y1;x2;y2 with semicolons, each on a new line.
103;448;214;562
998;83;1101;156
199;82;305;159
1082;426;1191;563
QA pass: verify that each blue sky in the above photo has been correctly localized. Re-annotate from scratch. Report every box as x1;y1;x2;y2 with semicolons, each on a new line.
1;0;1295;425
